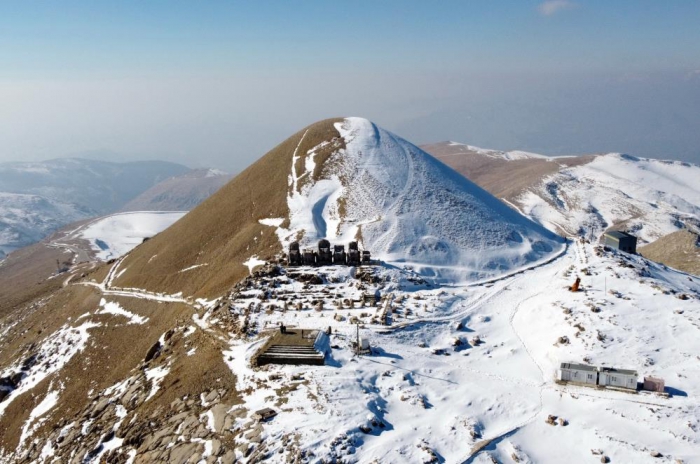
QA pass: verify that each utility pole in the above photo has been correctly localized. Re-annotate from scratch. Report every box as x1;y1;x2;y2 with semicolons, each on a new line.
356;322;360;356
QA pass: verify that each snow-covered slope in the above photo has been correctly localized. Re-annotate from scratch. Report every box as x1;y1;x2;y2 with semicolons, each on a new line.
0;192;92;256
518;154;700;243
67;211;187;261
214;242;700;463
427;141;700;267
445;141;561;161
263;117;564;283
1;118;700;463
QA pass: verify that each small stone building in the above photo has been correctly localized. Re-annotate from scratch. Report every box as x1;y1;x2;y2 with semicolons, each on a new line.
643;376;665;393
598;367;638;390
557;362;598;385
603;230;637;253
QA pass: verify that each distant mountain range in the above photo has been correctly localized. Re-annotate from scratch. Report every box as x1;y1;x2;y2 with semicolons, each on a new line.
121;169;232;212
0;159;229;257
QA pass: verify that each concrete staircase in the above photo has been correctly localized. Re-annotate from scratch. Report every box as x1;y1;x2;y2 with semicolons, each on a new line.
256;344;325;366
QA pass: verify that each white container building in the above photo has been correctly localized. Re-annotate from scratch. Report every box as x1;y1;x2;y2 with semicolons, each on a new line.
597;367;638;390
557;362;598;386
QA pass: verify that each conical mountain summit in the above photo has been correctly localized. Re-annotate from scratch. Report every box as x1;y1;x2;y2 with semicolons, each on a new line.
114;117;564;296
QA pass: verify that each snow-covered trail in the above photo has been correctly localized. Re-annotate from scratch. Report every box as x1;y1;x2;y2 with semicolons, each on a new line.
76;254;193;306
289;129;309;195
460;246;595;461
79;281;191;305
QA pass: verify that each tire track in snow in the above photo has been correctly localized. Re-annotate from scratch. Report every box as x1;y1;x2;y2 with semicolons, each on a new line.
372;136;416;250
371;275;517;333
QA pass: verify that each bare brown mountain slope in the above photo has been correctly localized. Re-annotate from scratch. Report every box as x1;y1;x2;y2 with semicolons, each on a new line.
0;242;70;317
421;142;595;202
0;280;239;459
0;120;346;458
639;229;700;276
0;216;101;318
113;118;344;298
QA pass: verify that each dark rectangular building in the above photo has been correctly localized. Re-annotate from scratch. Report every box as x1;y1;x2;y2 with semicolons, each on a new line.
603;230;637;253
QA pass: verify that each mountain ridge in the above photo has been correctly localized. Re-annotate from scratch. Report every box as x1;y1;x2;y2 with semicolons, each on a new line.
1;121;699;463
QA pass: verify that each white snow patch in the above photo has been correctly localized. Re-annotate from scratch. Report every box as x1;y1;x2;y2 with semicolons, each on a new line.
115;405;127;418
125;449;137;464
243;255;266;274
205;168;227;177
0;321;100;417
18;389;60;447
183;326;196;337
75;211;187;261
193;312;211;330
39;440;55;460
144;365;170;401
178;263;208;273
202;410;216;433
259;218;284;227
97;298;148;325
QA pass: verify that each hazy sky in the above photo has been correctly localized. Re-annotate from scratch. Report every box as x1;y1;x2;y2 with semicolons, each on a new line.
1;1;699;172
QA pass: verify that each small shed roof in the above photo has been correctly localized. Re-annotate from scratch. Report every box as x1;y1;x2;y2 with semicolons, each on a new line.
604;230;635;240
560;362;597;372
599;366;638;376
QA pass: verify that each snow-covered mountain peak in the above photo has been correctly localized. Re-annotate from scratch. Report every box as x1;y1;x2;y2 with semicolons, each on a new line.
266;117;565;283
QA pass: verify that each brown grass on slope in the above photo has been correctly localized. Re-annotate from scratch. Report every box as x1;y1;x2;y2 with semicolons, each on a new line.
113;118;344;298
639;229;700;277
0;243;69;318
421;142;596;202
